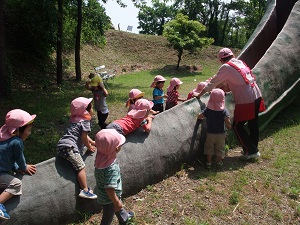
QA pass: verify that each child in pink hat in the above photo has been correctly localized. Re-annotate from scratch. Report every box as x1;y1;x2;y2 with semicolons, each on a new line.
125;88;145;112
165;77;185;110
150;75;168;113
186;81;207;100
94;129;134;224
57;97;97;199
0;109;37;220
106;99;154;135
198;89;231;169
85;73;109;129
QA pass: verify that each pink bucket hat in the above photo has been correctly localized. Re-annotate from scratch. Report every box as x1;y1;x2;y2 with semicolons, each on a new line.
193;82;207;95
207;88;225;111
218;48;233;59
70;97;93;123
94;129;126;168
129;89;144;99
0;109;36;141
150;75;166;88
167;77;183;92
127;99;154;119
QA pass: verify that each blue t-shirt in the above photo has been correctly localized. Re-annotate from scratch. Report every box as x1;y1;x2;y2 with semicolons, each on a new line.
202;108;229;134
0;136;27;172
152;88;164;105
93;89;108;114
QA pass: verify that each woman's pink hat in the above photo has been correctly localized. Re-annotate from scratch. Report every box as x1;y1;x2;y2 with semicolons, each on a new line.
127;99;154;119
70;97;93;123
150;75;166;88
167;77;183;92
128;89;144;99
207;88;225;111
218;48;233;59
192;82;207;95
0;109;36;141
94;129;126;169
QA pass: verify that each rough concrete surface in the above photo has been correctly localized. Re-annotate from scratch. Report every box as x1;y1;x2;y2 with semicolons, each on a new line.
2;0;300;224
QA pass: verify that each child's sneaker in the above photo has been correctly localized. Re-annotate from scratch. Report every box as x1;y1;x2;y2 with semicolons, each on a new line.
79;187;97;199
120;211;135;225
216;161;223;168
245;151;260;160
0;204;10;220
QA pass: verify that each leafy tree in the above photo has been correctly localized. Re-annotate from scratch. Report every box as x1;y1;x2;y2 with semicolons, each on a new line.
163;13;214;69
137;0;176;35
0;0;9;97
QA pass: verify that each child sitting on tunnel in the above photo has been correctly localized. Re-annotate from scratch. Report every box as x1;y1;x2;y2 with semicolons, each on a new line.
0;109;37;220
57;97;97;199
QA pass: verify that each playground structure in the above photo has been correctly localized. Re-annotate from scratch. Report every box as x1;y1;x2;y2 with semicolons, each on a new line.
2;0;300;224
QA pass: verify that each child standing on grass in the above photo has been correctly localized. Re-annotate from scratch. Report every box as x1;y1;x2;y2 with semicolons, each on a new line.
165;77;185;110
85;73;109;129
198;89;231;169
106;99;154;136
0;109;37;220
57;97;97;199
150;75;167;113
186;82;207;100
94;129;134;225
125;88;144;112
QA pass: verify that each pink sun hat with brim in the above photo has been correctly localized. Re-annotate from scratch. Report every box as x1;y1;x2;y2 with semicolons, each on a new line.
129;89;144;99
218;48;234;59
192;82;207;95
167;77;183;92
150;75;166;88
70;97;93;123
207;88;225;111
127;99;154;119
94;129;126;169
0;109;36;141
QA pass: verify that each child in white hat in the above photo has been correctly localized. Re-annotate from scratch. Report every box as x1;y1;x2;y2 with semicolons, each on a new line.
57;97;97;199
165;77;185;110
0;109;37;220
106;99;154;136
94;129;134;225
198;89;231;169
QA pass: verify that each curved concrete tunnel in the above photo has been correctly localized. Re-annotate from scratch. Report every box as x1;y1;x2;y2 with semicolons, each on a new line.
2;0;300;224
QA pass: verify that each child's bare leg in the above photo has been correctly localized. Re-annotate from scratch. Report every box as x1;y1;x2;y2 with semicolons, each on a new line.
77;168;88;191
216;155;223;163
0;192;14;204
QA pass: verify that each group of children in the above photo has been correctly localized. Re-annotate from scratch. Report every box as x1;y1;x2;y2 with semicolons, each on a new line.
1;47;263;224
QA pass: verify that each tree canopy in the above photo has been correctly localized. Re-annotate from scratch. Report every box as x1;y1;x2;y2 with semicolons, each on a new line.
163;13;214;69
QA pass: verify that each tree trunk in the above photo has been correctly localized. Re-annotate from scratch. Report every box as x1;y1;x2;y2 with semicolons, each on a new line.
176;49;182;70
56;0;63;85
75;0;82;81
0;0;8;97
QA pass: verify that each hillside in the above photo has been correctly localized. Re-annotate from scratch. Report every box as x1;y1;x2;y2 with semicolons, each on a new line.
65;29;222;78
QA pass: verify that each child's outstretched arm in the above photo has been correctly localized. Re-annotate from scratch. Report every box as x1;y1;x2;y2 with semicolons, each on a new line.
105;188;123;212
81;131;96;152
142;115;154;133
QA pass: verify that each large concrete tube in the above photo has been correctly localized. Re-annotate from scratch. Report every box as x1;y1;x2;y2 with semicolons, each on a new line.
2;0;300;224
